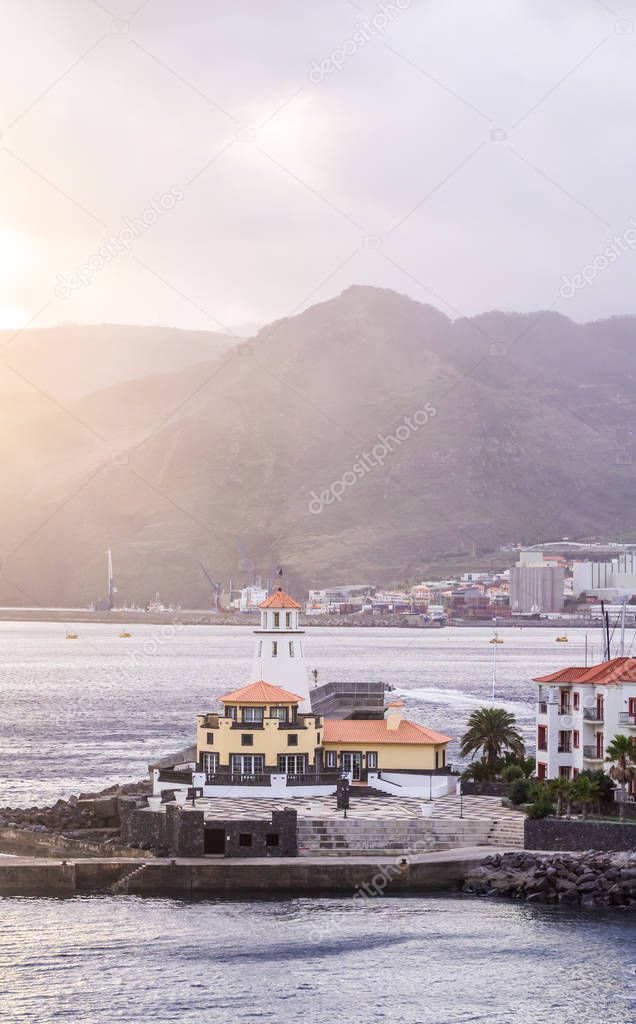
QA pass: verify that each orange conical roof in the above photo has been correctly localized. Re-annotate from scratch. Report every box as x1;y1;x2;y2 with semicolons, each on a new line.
218;680;303;703
258;587;301;610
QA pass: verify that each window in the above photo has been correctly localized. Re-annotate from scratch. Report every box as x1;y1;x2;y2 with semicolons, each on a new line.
201;752;218;775
273;612;280;628
557;730;571;753
239;833;252;847
286;612;292;628
278;754;306;773
241;734;254;746
366;751;377;769
537;762;547;780
224;705;237;720
206;732;215;745
272;641;278;657
242;706;263;723
316;733;320;745
288;641;294;657
442;749;446;767
573;691;580;710
435;751;439;769
537;724;547;751
270;705;288;722
266;833;279;847
287;734;298;746
559;766;571;780
573;730;580;749
257;641;262;657
325;750;337;768
231;754;264;774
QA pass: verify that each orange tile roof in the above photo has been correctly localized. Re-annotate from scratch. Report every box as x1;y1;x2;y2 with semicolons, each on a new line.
259;588;301;609
218;680;303;703
534;657;636;686
323;718;452;745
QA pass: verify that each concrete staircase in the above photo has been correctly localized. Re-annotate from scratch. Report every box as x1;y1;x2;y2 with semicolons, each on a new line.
110;862;150;893
296;815;524;857
485;815;525;848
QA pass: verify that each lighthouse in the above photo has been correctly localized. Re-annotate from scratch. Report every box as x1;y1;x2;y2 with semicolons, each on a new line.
251;588;311;711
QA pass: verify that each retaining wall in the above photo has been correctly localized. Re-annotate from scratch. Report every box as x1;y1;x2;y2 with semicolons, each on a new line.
525;817;636;852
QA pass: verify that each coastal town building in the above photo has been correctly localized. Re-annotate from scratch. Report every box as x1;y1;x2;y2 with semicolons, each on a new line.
153;586;455;800
534;657;636;794
510;563;565;613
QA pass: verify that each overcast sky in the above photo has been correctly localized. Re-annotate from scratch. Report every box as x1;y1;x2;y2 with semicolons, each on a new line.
2;0;636;332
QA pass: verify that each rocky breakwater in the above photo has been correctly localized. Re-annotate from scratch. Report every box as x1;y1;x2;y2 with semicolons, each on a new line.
0;780;150;847
464;850;636;909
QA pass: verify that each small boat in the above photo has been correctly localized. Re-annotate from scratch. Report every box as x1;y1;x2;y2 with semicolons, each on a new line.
65;632;78;640
119;631;132;638
556;634;569;643
489;632;504;645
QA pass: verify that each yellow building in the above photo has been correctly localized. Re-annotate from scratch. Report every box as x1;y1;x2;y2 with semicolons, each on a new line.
196;685;451;784
323;702;451;780
197;680;323;779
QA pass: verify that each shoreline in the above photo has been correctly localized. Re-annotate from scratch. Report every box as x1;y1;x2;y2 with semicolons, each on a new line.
0;608;608;628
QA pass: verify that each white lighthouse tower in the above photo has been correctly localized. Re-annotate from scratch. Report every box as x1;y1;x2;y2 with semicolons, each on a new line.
251;588;311;711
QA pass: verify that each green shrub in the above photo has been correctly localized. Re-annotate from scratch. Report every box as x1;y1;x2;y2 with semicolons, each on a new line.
501;765;524;783
526;797;554;820
509;778;530;804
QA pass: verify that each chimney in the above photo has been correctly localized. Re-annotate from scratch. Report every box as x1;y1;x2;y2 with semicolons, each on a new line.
386;701;404;730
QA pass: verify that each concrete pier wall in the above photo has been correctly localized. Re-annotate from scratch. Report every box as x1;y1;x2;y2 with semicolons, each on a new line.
0;851;487;897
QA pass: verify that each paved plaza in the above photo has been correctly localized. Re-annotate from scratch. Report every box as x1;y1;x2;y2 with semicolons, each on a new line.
190;792;522;822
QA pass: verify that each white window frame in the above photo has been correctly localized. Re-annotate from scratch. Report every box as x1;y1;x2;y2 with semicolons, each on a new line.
242;706;264;723
231;754;265;774
202;752;219;775
325;750;337;768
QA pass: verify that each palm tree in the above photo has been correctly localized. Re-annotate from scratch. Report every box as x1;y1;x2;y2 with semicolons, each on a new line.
461;758;498;783
549;777;573;818
572;775;600;820
605;734;636;823
460;707;525;770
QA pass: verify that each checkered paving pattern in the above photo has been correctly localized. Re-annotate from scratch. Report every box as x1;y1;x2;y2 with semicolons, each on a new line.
192;793;515;822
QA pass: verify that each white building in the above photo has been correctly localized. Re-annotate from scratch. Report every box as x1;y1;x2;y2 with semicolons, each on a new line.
251;587;311;711
510;564;565;613
238;585;268;611
534;657;636;790
573;553;636;599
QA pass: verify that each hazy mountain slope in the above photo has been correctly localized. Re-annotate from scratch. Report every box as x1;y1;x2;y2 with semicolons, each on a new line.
0;286;634;607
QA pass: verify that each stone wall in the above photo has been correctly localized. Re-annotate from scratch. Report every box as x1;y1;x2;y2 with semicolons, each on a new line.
525;817;636;852
218;809;297;858
461;782;509;797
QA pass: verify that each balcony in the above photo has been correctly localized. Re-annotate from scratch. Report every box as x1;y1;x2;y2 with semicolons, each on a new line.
583;708;604;722
557;707;573;717
557;744;572;754
618;712;636;728
583;745;603;760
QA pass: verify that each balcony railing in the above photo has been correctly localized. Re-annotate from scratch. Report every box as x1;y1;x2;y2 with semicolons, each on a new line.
204;773;271;786
618;712;636;726
583;745;603;759
583;708;604;721
558;707;572;716
285;772;339;786
557;744;572;754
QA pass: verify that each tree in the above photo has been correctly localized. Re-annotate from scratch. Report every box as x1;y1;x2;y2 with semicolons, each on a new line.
460;708;525;769
548;777;573;818
461;758;498;783
605;734;636;823
571;775;601;820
